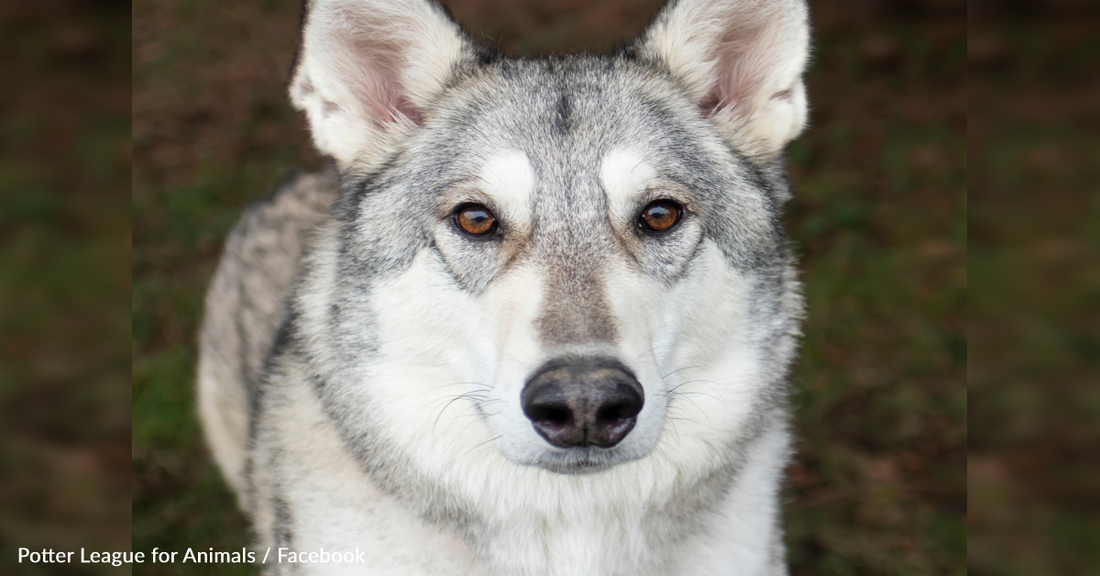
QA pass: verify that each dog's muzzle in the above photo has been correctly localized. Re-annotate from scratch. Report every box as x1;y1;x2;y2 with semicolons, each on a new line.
521;357;644;448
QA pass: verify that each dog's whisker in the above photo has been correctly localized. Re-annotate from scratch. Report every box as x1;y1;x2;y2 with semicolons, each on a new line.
659;365;705;382
635;343;679;361
464;434;503;456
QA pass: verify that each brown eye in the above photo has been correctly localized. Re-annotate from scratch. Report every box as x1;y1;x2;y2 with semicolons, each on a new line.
454;204;498;236
639;200;682;233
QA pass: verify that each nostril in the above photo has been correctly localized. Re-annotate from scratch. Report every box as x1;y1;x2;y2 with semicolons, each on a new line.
531;406;572;427
596;403;632;424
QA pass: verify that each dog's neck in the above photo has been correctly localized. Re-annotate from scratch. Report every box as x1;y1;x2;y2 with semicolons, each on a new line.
402;420;785;576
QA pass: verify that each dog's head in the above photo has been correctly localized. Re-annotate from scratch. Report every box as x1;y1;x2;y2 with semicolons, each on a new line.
291;0;808;475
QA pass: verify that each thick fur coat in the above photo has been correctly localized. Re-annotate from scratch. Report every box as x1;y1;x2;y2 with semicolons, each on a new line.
199;0;811;574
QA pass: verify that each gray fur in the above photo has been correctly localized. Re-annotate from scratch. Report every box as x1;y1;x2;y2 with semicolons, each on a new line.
198;168;337;503
200;1;810;574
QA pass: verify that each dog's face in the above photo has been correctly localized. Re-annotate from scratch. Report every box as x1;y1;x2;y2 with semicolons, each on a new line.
292;0;809;475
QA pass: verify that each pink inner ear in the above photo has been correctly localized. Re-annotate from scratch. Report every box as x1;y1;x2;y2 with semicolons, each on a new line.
697;55;749;119
355;80;423;127
699;92;723;118
698;25;771;120
344;36;424;127
394;95;423;125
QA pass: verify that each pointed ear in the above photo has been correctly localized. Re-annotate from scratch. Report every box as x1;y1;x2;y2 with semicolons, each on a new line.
289;0;473;169
639;0;810;158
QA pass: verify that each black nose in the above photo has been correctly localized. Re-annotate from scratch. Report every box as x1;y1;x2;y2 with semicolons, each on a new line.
522;358;644;448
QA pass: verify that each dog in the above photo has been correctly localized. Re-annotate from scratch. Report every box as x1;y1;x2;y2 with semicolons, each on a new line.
198;0;810;573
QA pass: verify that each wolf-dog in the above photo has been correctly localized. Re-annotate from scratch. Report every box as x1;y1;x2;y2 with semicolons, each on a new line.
198;0;810;573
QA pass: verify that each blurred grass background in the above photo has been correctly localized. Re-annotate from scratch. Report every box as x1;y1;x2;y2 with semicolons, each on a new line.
131;1;967;575
968;4;1100;575
1;2;130;575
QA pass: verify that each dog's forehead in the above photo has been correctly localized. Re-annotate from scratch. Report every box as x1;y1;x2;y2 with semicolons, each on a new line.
501;60;673;138
436;58;690;165
420;56;727;209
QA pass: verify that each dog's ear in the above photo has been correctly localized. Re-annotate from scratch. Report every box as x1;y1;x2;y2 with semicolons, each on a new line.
289;0;473;169
639;0;810;159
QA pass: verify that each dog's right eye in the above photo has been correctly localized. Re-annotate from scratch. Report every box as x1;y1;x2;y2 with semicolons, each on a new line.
454;204;499;236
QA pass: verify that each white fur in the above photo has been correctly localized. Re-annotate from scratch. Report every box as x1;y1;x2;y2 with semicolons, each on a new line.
259;195;790;574
289;0;471;169
271;228;788;574
262;360;479;575
477;150;535;227
641;0;810;157
197;350;249;499
600;148;658;223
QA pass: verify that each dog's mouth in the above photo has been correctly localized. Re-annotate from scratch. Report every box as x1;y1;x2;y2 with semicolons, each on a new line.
531;445;634;475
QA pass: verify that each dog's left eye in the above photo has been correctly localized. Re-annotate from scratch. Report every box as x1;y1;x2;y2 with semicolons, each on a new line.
638;200;682;233
454;204;499;236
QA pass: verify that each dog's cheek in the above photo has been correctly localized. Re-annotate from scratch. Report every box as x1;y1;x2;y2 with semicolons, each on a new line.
670;242;756;365
370;250;480;375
